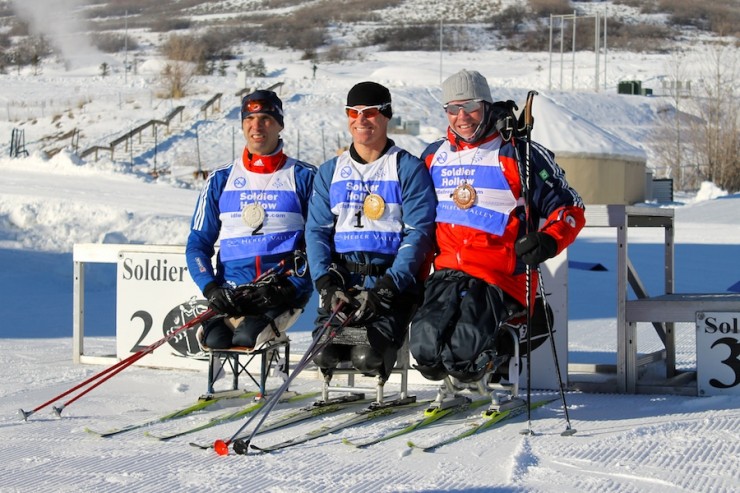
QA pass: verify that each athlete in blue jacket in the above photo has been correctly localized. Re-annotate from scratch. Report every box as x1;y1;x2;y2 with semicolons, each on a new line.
305;81;436;380
186;90;316;349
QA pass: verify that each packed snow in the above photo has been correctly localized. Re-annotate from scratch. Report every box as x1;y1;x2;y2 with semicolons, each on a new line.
0;3;739;492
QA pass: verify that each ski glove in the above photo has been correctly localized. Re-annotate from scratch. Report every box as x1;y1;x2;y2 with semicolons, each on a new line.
515;232;558;266
315;273;352;314
355;275;398;323
240;277;297;313
204;282;239;316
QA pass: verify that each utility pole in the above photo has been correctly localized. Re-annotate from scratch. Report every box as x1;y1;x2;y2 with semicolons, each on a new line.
439;18;443;84
124;10;128;84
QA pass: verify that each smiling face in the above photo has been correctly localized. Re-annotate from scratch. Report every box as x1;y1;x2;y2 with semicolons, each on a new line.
243;113;281;155
445;99;484;141
347;105;389;159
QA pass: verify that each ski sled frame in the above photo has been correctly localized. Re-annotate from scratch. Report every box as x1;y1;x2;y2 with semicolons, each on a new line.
201;308;303;400
318;330;417;410
203;340;290;400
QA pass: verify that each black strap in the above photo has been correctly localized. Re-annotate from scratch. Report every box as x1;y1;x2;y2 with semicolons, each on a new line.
340;260;389;276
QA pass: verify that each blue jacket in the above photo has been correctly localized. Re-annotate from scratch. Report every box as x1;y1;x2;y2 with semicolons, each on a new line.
305;143;436;294
186;155;316;300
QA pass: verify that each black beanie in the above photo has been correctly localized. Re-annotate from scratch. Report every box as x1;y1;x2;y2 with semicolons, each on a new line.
346;81;393;119
241;90;284;128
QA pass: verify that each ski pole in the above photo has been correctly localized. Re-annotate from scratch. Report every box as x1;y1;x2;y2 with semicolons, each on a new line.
536;266;576;436
518;90;538;437
19;259;290;421
19;307;217;421
213;302;354;456
51;308;217;417
239;307;359;455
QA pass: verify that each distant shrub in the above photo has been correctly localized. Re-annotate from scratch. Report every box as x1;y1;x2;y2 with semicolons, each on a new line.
159;60;196;99
322;45;350;63
236;58;267;77
149;17;192;33
161;34;205;64
512;22;551;52
358;22;472;52
362;24;439;51
607;20;675;53
527;0;573;17
489;5;528;38
7;18;30;37
11;35;52;66
658;0;740;37
91;33;139;53
263;0;309;8
198;27;243;58
246;15;328;52
84;0;156;18
0;32;11;49
613;0;660;13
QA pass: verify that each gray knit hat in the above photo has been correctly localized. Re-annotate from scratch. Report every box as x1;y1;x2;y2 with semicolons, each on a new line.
441;69;493;104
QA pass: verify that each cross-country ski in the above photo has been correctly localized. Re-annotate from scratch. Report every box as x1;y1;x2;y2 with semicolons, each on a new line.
145;391;318;441
406;398;556;452
84;390;261;438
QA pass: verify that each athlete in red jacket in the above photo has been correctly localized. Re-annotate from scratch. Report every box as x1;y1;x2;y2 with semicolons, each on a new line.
409;70;586;388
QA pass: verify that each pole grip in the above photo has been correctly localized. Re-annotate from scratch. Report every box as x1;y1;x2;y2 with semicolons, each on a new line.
524;90;538;129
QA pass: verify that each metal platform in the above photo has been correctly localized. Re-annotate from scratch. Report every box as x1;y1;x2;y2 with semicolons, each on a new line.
569;205;740;395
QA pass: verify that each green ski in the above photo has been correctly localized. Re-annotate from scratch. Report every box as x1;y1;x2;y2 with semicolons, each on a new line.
342;397;491;448
249;399;427;453
84;390;261;438
146;391;318;441
188;396;373;450
407;398;555;452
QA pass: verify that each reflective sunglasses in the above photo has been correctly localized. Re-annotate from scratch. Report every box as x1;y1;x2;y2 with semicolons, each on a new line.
243;99;275;113
345;103;390;119
444;99;484;115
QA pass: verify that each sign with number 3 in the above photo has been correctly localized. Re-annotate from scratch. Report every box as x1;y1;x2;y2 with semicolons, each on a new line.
696;312;740;396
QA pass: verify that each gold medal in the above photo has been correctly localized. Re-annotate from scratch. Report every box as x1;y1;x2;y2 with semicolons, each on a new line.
452;182;476;209
363;193;386;220
241;202;265;228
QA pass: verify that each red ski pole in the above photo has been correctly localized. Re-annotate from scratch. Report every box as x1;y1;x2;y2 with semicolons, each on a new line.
19;257;292;421
19;308;216;421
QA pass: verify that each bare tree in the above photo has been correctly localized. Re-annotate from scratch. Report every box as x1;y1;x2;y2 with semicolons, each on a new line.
652;43;739;192
158;34;203;99
652;51;692;187
160;61;195;99
689;42;740;192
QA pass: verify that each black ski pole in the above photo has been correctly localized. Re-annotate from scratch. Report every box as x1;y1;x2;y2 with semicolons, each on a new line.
536;267;576;436
238;308;359;455
519;90;538;437
212;301;354;456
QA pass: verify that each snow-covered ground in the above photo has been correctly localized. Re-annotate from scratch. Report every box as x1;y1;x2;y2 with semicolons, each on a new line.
1;2;739;491
1;152;738;492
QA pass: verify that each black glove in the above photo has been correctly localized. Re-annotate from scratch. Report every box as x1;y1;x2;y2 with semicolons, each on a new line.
203;282;238;316
239;277;297;313
355;275;398;322
315;273;351;314
515;232;558;266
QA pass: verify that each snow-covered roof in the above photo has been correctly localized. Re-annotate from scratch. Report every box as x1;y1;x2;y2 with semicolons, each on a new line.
530;94;647;162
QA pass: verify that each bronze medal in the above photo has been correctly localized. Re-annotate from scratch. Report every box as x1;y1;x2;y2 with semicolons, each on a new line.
241;202;265;228
363;193;386;220
452;182;476;209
